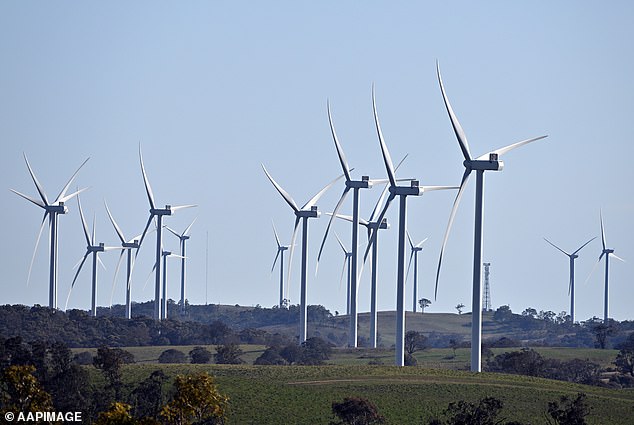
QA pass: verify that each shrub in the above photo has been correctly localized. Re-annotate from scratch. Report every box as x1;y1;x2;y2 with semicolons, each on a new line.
158;349;186;364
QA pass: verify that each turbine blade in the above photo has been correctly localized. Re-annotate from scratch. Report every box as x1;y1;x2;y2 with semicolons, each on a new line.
435;169;472;299
611;253;626;263
436;62;472;161
568;274;572;297
98;255;106;271
262;164;299;212
287;217;301;289
328;212;369;227
55;157;90;204
363;192;395;264
419;185;460;192
339;256;348;291
544;238;570;257
10;189;46;208
139;144;156;210
109;250;125;308
170;204;197;212
272;220;283;248
416;237;429;249
165;226;181;239
334;232;348;254
327;100;352;182
26;213;48;287
476;135;548;160
372;85;397;187
406;250;415;284
136;215;155;258
368;154;408;223
572;237;597;256
91;213;96;247
583;257;602;286
104;201;126;243
316;187;350;274
22;153;49;205
600;209;606;251
143;261;158;291
182;217;197;237
77;196;91;246
407;231;414;249
271;249;281;274
57;186;89;204
303;173;345;210
70;252;90;289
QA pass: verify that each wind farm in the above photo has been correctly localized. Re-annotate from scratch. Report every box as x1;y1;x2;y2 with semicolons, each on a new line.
2;3;633;376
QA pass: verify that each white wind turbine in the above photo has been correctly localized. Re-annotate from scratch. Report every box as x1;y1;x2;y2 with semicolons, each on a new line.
138;145;196;321
166;218;197;316
262;164;342;343
10;153;89;309
270;221;290;309
105;201;142;319
67;196;121;317
587;210;625;323
544;236;595;323
406;231;428;313
434;63;547;372
316;102;373;348
330;155;407;348
334;233;353;316
369;86;457;366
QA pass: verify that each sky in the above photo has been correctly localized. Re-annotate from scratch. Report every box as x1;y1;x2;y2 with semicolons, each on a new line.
1;2;633;322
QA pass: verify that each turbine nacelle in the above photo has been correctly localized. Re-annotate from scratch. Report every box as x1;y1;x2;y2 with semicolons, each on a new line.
368;217;390;230
150;206;173;216
346;176;372;189
47;203;68;214
465;155;504;172
122;241;140;249
296;206;320;219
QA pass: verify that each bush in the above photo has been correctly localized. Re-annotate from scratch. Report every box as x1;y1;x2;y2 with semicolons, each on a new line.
330;396;385;425
254;347;286;365
189;346;212;364
214;343;244;364
158;349;186;364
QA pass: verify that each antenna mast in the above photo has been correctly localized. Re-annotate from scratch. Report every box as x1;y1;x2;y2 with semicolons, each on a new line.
483;262;492;312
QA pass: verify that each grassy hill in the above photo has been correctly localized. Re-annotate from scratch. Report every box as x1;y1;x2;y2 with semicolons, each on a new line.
118;363;634;424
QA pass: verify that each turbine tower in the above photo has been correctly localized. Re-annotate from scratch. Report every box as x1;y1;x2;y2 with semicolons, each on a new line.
271;221;290;308
166;218;197;316
434;63;547;372
138;145;196;321
159;250;186;320
369;86;456;366
105;201;142;319
67;196;121;317
406;232;427;313
589;210;624;323
544;237;595;323
10;154;89;309
334;233;353;315
316;102;373;348
262;165;342;343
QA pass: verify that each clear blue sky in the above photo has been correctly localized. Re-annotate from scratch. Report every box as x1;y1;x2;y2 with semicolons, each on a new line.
1;2;632;321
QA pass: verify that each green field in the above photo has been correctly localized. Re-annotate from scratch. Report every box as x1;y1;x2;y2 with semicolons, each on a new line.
117;363;634;425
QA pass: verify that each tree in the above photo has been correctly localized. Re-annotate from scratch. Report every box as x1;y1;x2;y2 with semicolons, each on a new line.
0;365;53;414
279;343;302;365
214;343;244;364
95;402;137;425
419;298;431;313
432;396;506;425
449;339;459;358
547;393;590;425
455;304;465;315
615;348;634;376
299;337;332;365
131;370;167;420
254;347;286;365
159;349;187;364
190;346;212;364
161;372;229;425
330;396;385;425
521;308;537;318
591;321;617;349
93;346;133;399
404;331;428;355
493;305;513;322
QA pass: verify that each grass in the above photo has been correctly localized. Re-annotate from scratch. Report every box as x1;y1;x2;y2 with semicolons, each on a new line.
116;363;634;425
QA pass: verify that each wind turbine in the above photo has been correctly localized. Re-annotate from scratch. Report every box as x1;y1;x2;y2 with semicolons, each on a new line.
105;201;142;319
262;164;342;343
588;210;625;323
369;86;457;366
543;236;595;323
334;233;353;315
10;153;89;309
434;63;547;372
330;155;407;348
406;232;428;313
271;221;290;309
67;196;121;317
138;145;196;321
160;250;186;320
316;102;373;348
166;218;197;316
